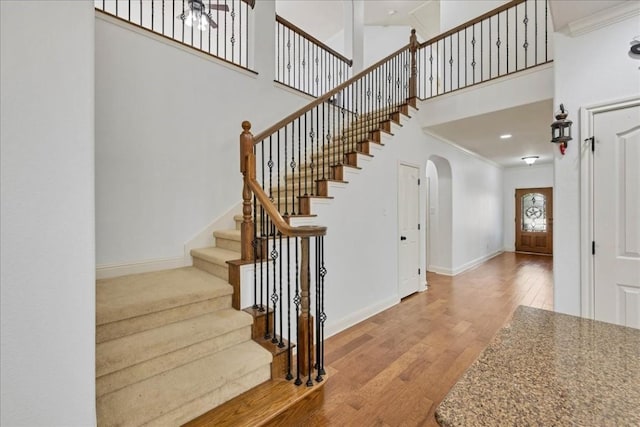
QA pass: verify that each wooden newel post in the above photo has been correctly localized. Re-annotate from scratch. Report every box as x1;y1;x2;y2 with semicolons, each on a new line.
409;28;418;107
298;236;314;378
240;121;255;261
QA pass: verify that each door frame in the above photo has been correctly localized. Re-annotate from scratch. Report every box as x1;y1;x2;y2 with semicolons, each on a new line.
580;95;640;318
397;160;423;297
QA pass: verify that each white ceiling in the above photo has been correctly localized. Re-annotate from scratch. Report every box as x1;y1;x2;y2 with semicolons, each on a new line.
275;0;427;43
426;100;556;168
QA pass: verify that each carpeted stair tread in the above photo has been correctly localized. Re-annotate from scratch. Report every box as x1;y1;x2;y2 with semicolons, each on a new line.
97;308;253;378
191;246;240;265
97;341;272;427
97;267;232;326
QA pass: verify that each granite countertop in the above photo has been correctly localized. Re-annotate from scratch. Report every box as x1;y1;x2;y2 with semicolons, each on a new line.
435;305;640;426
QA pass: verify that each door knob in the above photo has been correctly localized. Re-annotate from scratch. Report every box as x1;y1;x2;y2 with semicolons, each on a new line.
400;236;407;241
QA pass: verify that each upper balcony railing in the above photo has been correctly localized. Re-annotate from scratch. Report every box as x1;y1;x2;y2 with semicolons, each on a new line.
95;0;255;70
417;0;552;99
275;15;353;98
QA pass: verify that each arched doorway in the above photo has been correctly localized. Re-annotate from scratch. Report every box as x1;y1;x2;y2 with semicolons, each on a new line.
426;155;452;274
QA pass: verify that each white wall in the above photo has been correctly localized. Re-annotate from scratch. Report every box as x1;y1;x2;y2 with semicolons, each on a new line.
418;63;554;127
326;25;412;69
0;1;96;425
440;0;507;32
502;163;554;251
553;12;640;315
307;116;504;335
95;6;314;267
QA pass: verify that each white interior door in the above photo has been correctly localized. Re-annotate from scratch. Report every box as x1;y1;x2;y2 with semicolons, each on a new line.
399;163;421;298
593;104;640;328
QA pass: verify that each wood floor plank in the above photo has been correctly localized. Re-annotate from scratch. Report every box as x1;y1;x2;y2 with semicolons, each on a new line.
290;252;553;426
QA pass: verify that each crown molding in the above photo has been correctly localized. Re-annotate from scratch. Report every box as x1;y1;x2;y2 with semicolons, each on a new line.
565;1;640;37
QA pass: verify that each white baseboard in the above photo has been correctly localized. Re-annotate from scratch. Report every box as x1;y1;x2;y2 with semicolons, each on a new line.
96;256;186;279
324;296;399;339
428;265;454;276
451;250;503;276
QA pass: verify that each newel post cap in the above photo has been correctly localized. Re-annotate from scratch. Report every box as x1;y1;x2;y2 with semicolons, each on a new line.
240;121;254;174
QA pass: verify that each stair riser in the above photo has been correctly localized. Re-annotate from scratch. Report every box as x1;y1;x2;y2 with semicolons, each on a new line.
215;237;241;253
144;365;271;427
97;296;232;344
97;326;252;397
96;342;272;427
193;258;229;281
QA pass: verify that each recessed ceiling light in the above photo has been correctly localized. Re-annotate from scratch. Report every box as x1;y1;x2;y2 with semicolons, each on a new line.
500;134;512;139
388;9;397;15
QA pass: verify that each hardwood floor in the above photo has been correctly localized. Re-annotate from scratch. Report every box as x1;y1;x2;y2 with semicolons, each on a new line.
282;252;553;426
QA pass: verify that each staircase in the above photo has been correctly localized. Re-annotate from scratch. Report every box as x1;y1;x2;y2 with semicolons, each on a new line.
95;100;412;424
96;217;272;426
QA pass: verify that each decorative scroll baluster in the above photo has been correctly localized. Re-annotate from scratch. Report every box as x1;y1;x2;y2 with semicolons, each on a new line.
523;0;529;67
294;237;301;386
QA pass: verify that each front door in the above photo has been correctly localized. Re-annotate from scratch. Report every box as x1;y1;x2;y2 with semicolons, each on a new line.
593;103;640;329
398;163;421;298
515;187;553;254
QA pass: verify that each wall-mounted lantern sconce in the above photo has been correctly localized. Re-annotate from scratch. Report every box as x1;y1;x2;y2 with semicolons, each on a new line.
551;104;572;155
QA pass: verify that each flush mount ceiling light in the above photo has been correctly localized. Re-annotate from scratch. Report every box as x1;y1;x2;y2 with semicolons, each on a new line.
522;156;539;166
388;10;398;15
178;0;229;31
500;134;512;139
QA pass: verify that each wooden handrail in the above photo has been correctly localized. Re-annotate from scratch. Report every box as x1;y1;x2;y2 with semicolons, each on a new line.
240;122;326;244
253;43;411;143
419;0;525;48
241;0;255;9
276;15;353;66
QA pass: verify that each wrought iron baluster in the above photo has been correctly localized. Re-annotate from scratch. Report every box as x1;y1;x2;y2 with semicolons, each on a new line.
252;191;258;309
259;205;265;311
480;20;483;81
515;4;518;69
286;236;293;380
497;13;501;76
471;24;476;84
314;107;319;187
294;237;301;386
535;0;538;65
318;235;326;377
304;112;308;196
271;232;284;348
284;127;288;215
489;16;491;78
287;28;291;87
306;246;313;387
277;131;281;212
449;35;453;92
507;8;510;73
221;0;227;60
321;103;325;180
545;0;548;62
271;230;278;345
264;216;270;338
523;0;529;67
291;121;296;214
